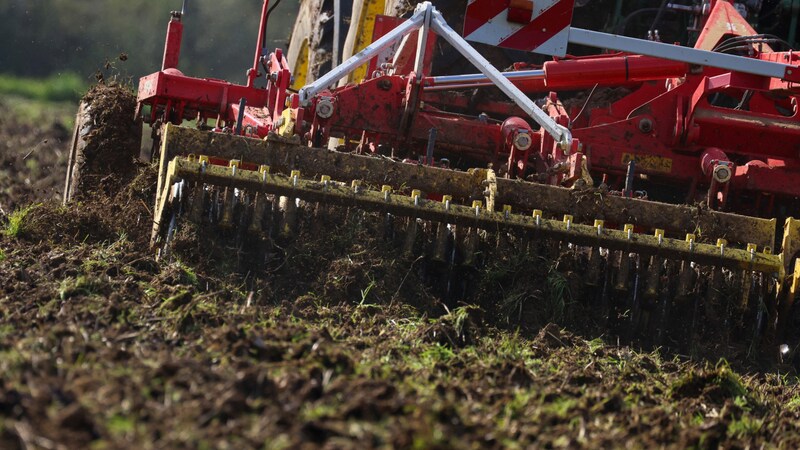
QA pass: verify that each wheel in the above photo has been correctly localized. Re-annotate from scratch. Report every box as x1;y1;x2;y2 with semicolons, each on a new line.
286;0;355;89
63;84;142;204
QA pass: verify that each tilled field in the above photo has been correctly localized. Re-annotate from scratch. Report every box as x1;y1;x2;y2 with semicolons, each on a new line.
2;87;800;449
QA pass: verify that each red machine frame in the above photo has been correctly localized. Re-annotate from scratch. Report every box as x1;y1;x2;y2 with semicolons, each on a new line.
137;0;800;219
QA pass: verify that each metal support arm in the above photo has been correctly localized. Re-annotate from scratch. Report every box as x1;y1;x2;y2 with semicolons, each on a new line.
298;7;425;104
298;2;572;149
568;28;798;82
429;8;571;149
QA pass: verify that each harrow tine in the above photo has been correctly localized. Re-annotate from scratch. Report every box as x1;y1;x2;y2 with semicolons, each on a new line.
677;261;696;298
383;213;397;242
651;259;677;347
705;267;725;330
460;226;479;267
248;192;268;235
614;251;632;292
188;182;206;223
278;195;298;239
432;222;451;263
403;218;420;257
585;246;602;283
626;253;644;341
644;255;663;299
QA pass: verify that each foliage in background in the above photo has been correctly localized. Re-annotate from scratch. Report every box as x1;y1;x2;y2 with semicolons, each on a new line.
0;0;299;83
0;73;85;103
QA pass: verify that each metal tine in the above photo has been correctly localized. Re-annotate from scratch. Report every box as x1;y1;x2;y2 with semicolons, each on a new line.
687;274;704;355
747;271;767;354
703;266;726;343
739;268;753;315
626;253;645;342
761;274;780;351
614;251;632;291
218;186;236;230
403;217;420;257
218;159;242;231
584;220;606;288
585;247;603;287
644;255;663;299
665;259;692;352
187;181;206;223
278;195;298;239
206;186;219;224
432;222;451;263
677;261;696;298
594;252;612;329
381;185;396;242
383;213;397;242
160;180;186;260
460;226;479;267
307;175;333;238
652;259;677;348
248;192;268;235
276;170;302;239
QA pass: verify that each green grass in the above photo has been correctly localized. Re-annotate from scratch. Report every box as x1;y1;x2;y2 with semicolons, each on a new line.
59;276;102;300
727;414;763;438
4;204;38;238
0;73;85;103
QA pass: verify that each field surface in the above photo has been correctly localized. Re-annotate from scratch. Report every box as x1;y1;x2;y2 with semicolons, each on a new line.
2;86;800;449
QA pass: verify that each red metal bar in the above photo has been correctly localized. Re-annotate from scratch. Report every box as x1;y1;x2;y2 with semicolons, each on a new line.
540;55;688;90
249;0;271;88
161;13;184;70
138;71;270;124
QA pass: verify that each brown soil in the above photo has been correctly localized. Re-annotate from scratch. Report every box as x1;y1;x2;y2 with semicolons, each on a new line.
64;84;142;203
0;102;70;215
1;87;800;448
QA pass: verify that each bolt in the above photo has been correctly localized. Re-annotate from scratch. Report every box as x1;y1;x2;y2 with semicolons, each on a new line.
638;118;653;133
316;98;335;119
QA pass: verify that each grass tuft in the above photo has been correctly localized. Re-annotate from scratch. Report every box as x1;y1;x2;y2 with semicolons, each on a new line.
4;204;39;238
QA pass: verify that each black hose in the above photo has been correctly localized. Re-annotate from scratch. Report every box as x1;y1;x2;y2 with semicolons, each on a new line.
648;0;670;36
614;8;677;36
261;0;284;50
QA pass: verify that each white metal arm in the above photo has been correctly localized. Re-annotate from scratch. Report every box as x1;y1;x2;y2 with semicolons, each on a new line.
569;28;794;81
298;2;572;150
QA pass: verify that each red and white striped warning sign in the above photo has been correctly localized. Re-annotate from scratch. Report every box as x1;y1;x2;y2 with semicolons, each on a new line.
463;0;575;56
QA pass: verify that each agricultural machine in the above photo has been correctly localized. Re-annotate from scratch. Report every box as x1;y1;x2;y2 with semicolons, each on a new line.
67;0;800;355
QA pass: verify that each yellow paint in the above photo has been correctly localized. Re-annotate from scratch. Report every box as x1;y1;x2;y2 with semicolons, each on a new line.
290;38;309;90
277;108;296;138
349;0;386;83
621;153;673;174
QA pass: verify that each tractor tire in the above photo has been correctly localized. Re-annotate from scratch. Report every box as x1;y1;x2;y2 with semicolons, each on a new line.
63;84;142;204
287;0;354;89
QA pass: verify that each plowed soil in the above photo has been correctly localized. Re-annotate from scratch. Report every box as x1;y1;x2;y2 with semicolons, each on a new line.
0;100;70;215
2;86;800;449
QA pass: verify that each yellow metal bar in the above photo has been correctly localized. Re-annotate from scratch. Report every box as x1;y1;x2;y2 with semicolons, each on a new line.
160;124;778;248
348;0;387;83
290;38;310;90
162;156;784;275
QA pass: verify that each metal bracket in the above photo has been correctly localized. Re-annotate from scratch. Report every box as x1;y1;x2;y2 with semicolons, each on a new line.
429;8;571;149
298;1;572;150
298;4;427;104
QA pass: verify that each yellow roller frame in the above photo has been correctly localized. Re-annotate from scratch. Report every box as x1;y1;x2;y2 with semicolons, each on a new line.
154;156;786;278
